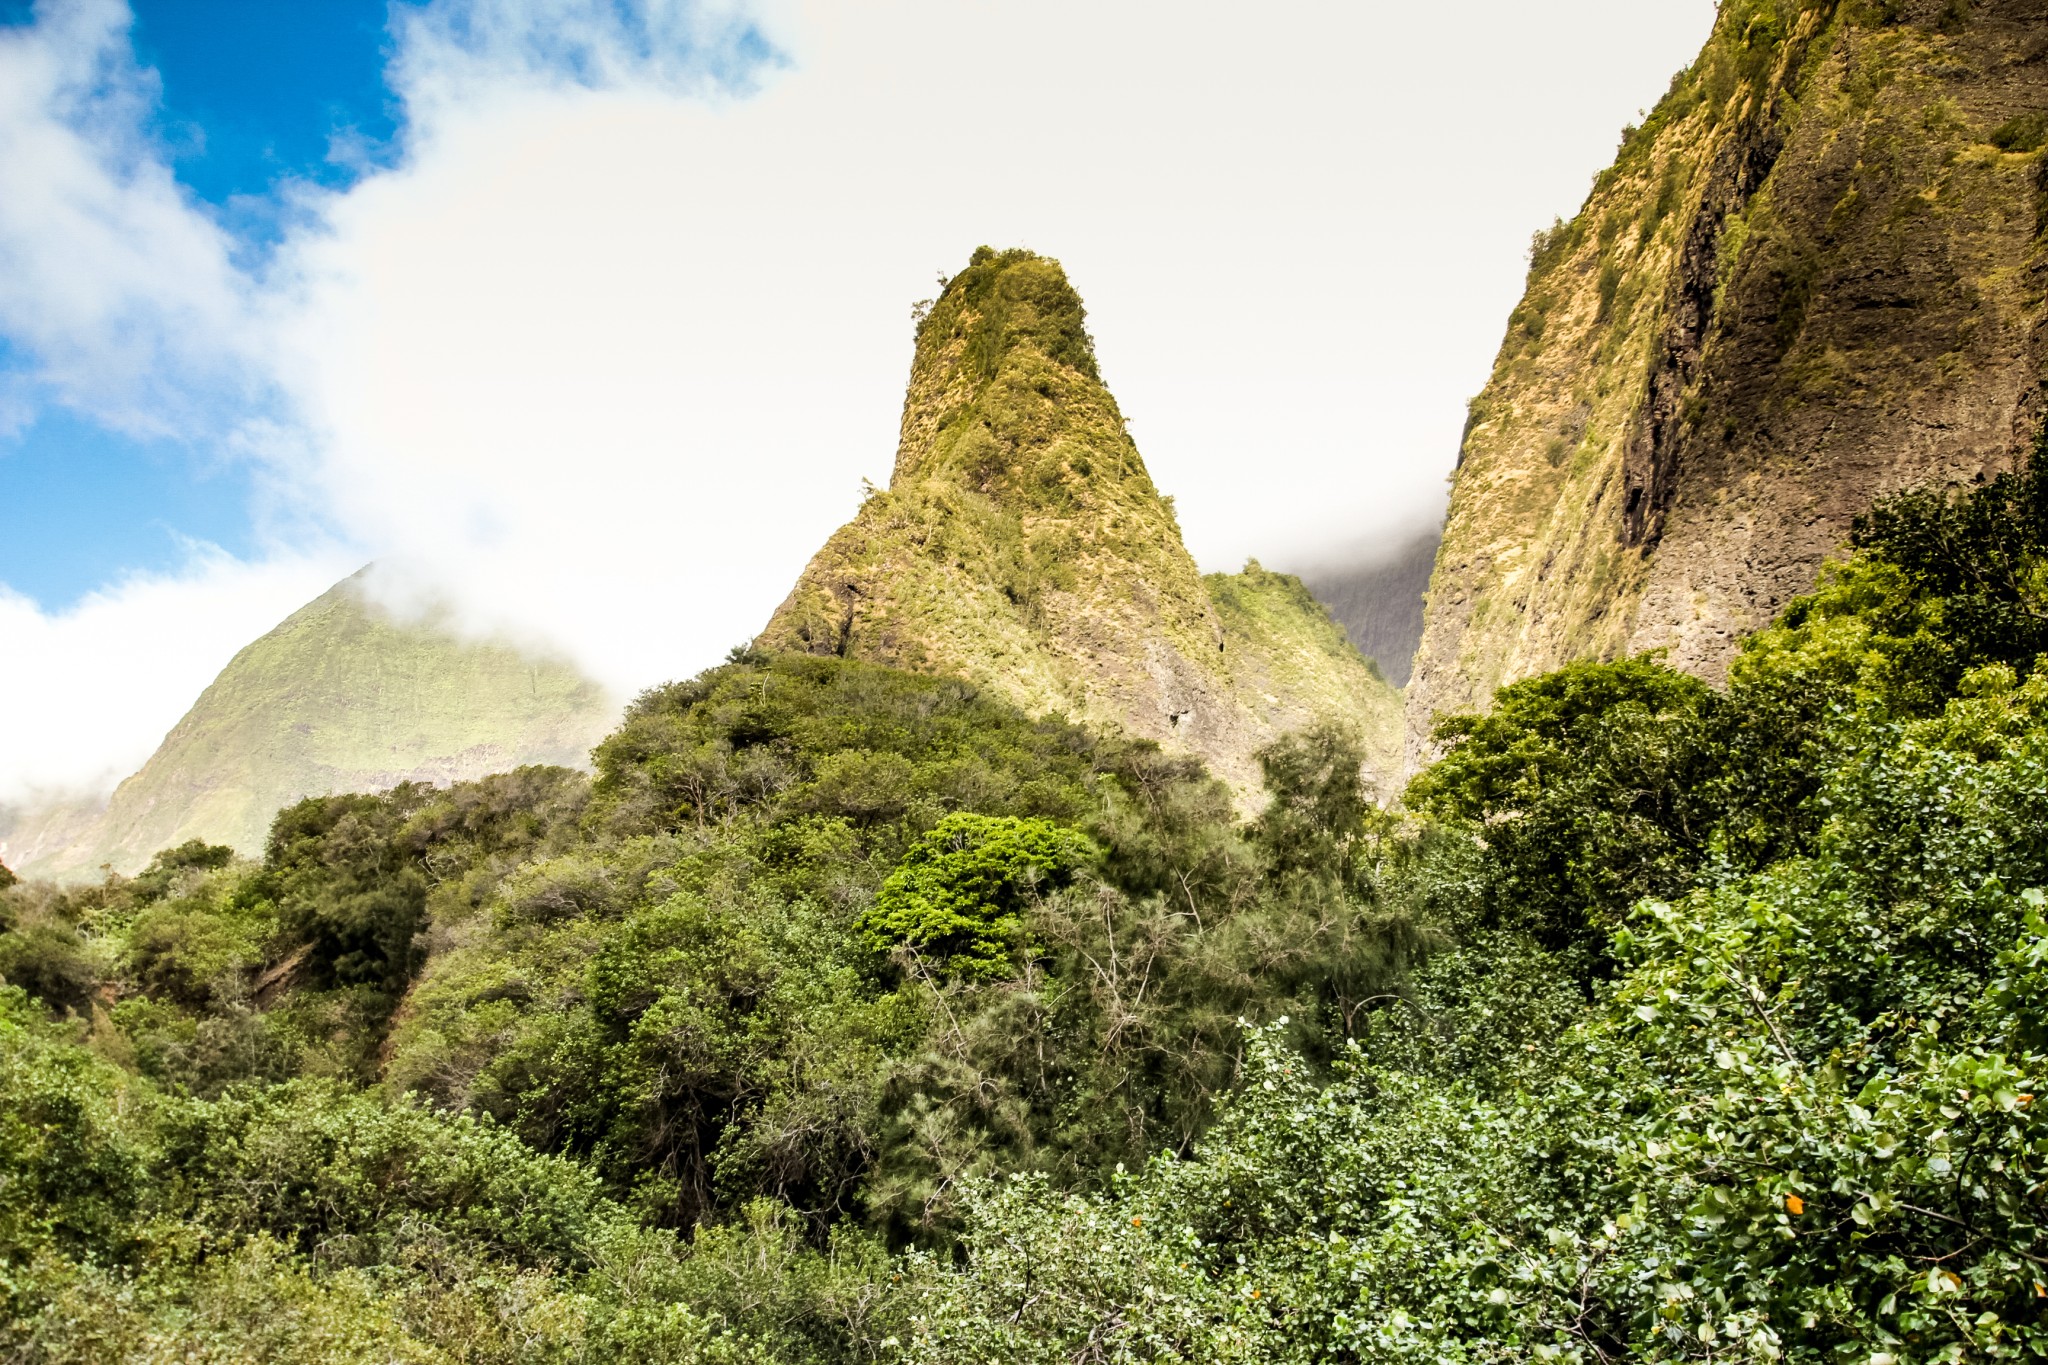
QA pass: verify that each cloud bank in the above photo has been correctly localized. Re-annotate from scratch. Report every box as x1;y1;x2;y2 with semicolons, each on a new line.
0;0;258;438
0;0;1719;804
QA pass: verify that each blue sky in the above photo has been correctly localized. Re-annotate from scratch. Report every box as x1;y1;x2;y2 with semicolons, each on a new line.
0;0;396;606
127;0;398;207
0;404;259;601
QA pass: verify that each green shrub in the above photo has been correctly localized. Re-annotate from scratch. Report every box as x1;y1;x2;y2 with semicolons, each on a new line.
1991;110;2048;153
125;895;269;1007
1407;657;1722;955
0;910;101;1016
161;1080;621;1269
0;988;150;1269
264;789;432;993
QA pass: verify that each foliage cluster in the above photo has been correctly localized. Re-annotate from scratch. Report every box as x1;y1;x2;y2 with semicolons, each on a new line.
7;454;2048;1359
904;457;2048;1361
860;813;1095;979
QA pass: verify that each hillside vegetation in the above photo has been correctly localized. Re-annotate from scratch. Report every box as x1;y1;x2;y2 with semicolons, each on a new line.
5;573;619;882
2;450;2046;1360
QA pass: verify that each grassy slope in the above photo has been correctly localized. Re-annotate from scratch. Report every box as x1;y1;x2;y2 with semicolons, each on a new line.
1205;562;1404;798
14;574;618;880
759;247;1402;795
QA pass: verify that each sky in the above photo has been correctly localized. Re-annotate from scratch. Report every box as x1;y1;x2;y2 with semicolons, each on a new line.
0;0;1720;807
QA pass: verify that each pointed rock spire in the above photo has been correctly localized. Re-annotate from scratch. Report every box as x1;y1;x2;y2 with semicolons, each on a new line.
760;247;1402;795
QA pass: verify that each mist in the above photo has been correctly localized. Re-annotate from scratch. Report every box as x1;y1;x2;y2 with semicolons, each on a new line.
0;0;1720;798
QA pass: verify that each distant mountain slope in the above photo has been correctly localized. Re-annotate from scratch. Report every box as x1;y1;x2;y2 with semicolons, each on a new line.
1296;527;1440;687
0;797;102;882
1409;0;2048;762
759;247;1403;795
7;573;618;881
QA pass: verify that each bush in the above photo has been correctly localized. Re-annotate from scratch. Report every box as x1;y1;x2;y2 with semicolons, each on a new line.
264;790;432;993
1407;657;1722;955
161;1080;622;1269
1991;110;2048;153
0;910;101;1017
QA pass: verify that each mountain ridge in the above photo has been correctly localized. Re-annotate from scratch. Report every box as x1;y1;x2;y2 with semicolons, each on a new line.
7;572;619;881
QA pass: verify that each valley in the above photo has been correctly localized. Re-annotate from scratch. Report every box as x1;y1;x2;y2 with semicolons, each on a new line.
3;2;2046;1361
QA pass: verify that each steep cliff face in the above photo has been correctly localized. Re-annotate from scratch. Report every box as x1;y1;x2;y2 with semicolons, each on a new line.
7;573;618;880
760;247;1404;794
1409;0;2048;761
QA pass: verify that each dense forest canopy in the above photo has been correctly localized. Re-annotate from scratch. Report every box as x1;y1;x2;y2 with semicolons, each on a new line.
4;457;2048;1361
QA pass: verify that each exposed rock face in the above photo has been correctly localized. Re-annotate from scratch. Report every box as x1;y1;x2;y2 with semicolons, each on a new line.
1409;0;2048;764
761;247;1403;795
6;573;618;881
1297;526;1441;687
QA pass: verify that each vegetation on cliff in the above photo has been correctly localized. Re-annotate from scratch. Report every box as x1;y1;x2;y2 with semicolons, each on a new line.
1;451;2046;1359
1411;0;2048;756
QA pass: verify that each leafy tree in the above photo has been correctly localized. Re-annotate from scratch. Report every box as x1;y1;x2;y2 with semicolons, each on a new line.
263;788;433;994
0;910;99;1016
1853;443;2048;682
1252;723;1375;888
1407;656;1722;956
861;813;1095;978
0;988;149;1270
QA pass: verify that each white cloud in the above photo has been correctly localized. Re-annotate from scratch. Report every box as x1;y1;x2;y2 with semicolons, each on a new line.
0;0;257;437
0;548;351;806
269;0;1721;694
0;0;1722;798
391;0;775;107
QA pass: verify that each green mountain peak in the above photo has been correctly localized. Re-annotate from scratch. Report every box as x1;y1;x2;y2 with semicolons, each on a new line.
761;247;1403;794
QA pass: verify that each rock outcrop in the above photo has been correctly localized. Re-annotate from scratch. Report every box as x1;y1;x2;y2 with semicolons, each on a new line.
1408;0;2048;762
761;247;1403;795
